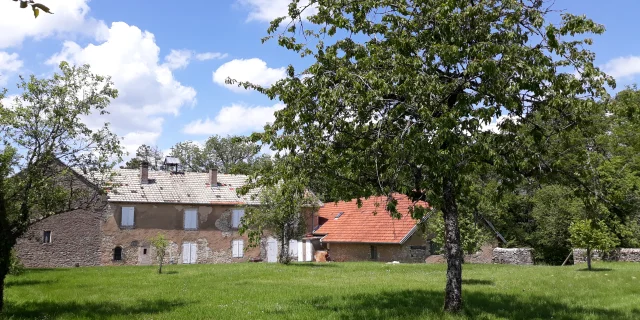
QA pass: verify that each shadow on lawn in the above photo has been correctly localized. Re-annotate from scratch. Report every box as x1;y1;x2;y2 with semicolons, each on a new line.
576;268;613;272
3;299;188;319
461;279;494;286
287;263;336;268
301;289;638;319
6;279;58;288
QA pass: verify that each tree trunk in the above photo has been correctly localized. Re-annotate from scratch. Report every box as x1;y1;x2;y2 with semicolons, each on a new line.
0;242;11;313
0;268;6;313
442;177;463;313
158;259;163;274
586;246;592;271
279;239;290;264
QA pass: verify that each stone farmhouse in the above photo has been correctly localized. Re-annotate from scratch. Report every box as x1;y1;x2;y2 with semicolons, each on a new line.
15;159;317;268
310;194;431;263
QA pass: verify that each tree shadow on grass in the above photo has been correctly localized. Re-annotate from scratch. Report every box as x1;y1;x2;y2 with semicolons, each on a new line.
3;299;188;319
461;279;494;286
5;279;58;288
299;289;638;319
164;271;179;275
576;268;613;272
287;263;336;268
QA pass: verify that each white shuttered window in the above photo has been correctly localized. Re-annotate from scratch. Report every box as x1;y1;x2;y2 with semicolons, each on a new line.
184;209;198;230
289;239;298;257
232;209;245;228
121;207;134;227
232;239;244;258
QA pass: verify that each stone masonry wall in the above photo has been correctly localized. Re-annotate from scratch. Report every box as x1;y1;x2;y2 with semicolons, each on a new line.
492;248;534;265
101;203;263;266
573;248;640;263
327;232;429;263
15;209;102;268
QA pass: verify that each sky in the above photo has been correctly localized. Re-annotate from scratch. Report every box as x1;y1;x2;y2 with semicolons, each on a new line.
1;0;639;159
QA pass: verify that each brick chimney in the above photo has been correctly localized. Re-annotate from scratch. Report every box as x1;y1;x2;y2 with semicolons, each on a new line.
141;161;149;184
209;168;218;186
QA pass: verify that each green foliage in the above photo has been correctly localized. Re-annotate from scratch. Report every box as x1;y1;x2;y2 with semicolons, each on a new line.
239;176;319;264
168;135;265;174
150;233;169;274
8;249;24;276
427;211;489;256
125;145;163;170
0;61;122;311
241;0;611;311
570;219;620;254
10;0;53;18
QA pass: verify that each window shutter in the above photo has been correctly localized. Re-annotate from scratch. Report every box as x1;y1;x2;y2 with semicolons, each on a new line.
232;240;244;258
122;207;134;227
232;209;245;228
289;240;298;257
184;209;197;230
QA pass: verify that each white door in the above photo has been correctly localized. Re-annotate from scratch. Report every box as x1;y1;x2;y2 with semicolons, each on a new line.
182;242;198;264
267;238;278;263
289;239;298;257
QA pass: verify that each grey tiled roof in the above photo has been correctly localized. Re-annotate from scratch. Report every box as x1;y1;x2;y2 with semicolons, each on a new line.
102;169;260;205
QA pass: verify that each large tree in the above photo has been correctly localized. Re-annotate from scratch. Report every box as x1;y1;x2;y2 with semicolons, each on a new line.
0;62;122;312
124;144;163;170
239;0;611;312
9;0;52;18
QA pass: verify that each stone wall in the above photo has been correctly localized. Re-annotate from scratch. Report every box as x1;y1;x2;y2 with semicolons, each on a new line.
15;209;102;268
492;248;534;265
100;203;263;266
327;232;429;263
573;248;640;263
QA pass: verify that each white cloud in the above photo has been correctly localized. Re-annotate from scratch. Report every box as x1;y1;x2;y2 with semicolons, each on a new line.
601;56;640;80
238;0;317;23
481;115;519;133
183;103;285;135
0;52;23;85
0;0;105;49
121;131;161;156
47;22;197;154
163;49;192;70
163;50;228;70
212;58;286;92
195;52;228;61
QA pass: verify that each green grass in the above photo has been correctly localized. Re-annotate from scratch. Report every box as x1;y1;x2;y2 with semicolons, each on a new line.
3;262;640;319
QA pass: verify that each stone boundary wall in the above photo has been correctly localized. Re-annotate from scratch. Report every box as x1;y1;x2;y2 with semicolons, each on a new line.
573;248;640;263
492;248;534;265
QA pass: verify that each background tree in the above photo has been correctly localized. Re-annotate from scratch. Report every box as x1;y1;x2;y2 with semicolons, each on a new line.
10;0;52;18
239;173;319;264
168;141;207;172
125;145;163;170
203;135;261;174
239;0;611;312
0;62;122;312
569;219;620;270
150;233;169;274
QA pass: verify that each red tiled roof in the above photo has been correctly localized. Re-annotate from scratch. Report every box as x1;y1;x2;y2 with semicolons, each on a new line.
315;194;428;244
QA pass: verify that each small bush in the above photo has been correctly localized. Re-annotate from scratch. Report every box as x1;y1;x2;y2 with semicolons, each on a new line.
9;249;25;276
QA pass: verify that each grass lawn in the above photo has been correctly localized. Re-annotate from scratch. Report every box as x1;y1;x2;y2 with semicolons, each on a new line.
3;262;640;319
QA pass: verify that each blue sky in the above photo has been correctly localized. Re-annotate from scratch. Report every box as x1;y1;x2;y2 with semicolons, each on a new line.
1;0;639;159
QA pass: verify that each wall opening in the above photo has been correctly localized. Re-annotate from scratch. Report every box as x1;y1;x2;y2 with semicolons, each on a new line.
143;248;148;255
43;231;52;244
370;245;378;260
113;246;123;261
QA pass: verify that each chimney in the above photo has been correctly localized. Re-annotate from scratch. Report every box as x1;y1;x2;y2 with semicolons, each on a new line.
209;168;218;186
141;161;149;184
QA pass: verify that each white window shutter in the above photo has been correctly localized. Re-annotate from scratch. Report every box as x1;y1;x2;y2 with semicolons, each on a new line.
122;207;134;227
232;240;244;258
184;209;197;230
289;240;298;257
232;209;245;228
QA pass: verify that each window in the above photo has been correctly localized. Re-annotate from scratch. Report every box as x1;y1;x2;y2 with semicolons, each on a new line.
184;209;198;230
43;231;52;244
143;248;148;255
334;212;344;219
113;246;122;261
232;239;244;258
121;207;134;228
231;209;245;229
370;245;378;260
